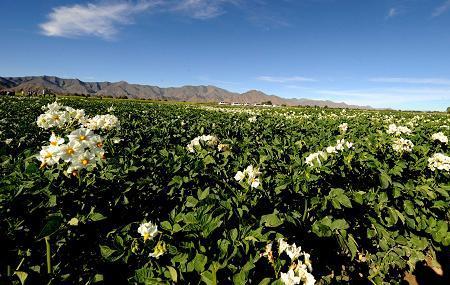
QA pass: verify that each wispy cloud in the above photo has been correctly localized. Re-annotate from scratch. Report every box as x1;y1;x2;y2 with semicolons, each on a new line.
40;1;159;39
257;76;317;83
40;0;240;39
369;77;450;85
173;0;238;19
386;8;398;19
432;0;450;17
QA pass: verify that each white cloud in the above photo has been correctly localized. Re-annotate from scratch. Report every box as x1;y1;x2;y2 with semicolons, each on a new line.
257;76;317;83
173;0;238;19
432;0;450;17
369;77;450;85
386;8;398;19
40;0;240;39
40;1;158;39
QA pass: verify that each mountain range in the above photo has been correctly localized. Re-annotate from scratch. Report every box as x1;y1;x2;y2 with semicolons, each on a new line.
0;76;372;109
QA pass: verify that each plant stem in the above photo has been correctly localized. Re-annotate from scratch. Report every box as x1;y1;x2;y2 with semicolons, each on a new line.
45;236;52;274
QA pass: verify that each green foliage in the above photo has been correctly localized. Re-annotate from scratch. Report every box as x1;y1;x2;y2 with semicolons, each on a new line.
0;96;449;284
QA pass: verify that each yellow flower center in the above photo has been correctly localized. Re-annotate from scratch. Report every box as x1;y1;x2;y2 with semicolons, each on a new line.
82;159;89;165
52;115;60;120
67;148;74;155
50;141;57;146
97;142;103;148
45;153;53;159
143;233;150;242
79;135;86;141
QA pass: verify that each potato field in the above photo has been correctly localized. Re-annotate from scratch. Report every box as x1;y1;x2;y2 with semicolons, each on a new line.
0;96;449;285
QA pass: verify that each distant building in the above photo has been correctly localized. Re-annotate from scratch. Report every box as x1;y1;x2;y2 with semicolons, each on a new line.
218;101;229;105
231;102;242;106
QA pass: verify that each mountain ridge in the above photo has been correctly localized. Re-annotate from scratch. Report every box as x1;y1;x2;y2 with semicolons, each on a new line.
0;76;372;109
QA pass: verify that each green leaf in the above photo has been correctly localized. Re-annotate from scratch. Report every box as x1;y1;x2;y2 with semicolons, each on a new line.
197;188;210;200
379;172;391;189
347;234;358;259
203;155;215;165
160;221;172;231
186;196;199;208
37;215;62;239
89;212;107;222
261;213;283;228
331;219;350;231
193;253;208;272
100;245;117;259
167;266;178;282
14;271;28;285
201;263;220;285
93;274;104;283
404;200;415;216
201;271;216;285
336;194;352;208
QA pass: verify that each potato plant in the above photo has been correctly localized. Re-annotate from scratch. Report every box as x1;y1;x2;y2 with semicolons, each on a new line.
0;96;449;284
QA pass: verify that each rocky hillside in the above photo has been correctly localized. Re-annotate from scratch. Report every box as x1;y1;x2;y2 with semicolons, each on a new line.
0;76;372;109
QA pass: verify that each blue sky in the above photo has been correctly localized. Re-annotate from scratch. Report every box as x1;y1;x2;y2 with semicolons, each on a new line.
1;0;450;110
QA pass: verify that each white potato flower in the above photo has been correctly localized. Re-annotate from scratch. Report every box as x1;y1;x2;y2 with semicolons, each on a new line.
428;153;450;171
137;221;159;242
44;101;64;112
235;165;261;188
149;241;167;259
187;135;219;153
67;128;94;147
326;146;337;154
83;114;119;130
338;123;348;134
234;171;246;182
286;243;302;261
305;151;326;167
49;132;65;146
278;238;290;254
387;124;412;136
38;145;61;167
392;138;414;153
72;150;96;169
431;132;448;144
345;141;353;149
58;141;83;162
280;269;301;285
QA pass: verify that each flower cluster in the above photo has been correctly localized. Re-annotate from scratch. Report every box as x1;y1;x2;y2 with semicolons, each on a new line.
234;165;261;188
248;116;257;122
37;102;85;129
186;135;220;153
428;153;450;172
305;151;326;167
387;124;412;136
305;139;353;167
36;102;119;175
431;132;448;144
137;221;166;259
392;138;414;153
338;123;348;134
261;239;315;285
82;114;119;130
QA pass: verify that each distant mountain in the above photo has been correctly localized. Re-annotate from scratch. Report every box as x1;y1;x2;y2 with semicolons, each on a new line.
0;76;372;109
